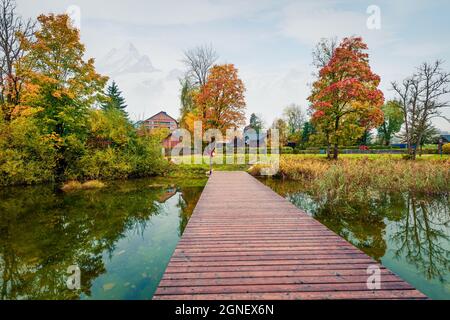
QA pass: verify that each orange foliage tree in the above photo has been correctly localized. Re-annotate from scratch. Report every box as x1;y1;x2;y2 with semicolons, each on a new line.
308;37;384;159
193;64;246;132
17;14;107;176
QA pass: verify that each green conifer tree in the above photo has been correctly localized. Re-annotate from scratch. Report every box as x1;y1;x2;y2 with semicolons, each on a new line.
102;81;128;117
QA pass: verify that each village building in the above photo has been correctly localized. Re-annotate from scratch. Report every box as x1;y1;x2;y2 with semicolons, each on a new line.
143;111;178;131
142;111;180;149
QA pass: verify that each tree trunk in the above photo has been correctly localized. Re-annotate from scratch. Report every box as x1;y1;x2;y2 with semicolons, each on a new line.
333;117;340;160
411;148;417;160
409;143;417;160
333;143;339;160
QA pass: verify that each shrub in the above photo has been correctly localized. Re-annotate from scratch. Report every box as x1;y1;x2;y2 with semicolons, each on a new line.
0;114;57;186
418;148;438;155
79;148;132;180
443;143;450;154
281;146;293;154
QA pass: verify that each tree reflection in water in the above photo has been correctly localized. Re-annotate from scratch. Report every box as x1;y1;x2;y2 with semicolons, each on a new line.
0;179;204;300
390;193;449;281
260;178;449;299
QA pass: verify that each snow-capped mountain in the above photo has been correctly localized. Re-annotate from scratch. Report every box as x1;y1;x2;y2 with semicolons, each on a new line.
98;43;158;76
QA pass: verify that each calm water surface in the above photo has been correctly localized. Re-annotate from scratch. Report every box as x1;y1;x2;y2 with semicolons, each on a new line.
0;178;205;300
1;176;449;299
261;178;450;300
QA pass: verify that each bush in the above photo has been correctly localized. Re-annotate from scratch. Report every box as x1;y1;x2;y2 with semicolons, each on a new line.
0;114;57;186
127;135;169;177
443;143;450;154
71;110;169;181
79;148;132;180
418;148;438;155
0;108;169;186
281;146;293;154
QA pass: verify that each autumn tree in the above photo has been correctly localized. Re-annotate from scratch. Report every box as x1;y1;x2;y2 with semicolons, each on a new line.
392;60;450;159
194;64;246;132
0;0;35;120
308;37;384;159
18;14;108;177
377;100;404;146
179;44;218;130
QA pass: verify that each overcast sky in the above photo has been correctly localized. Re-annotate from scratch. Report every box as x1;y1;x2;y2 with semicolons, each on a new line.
16;0;450;131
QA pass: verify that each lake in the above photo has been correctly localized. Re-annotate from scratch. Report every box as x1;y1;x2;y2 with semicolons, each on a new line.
261;178;450;300
1;176;449;299
0;178;206;300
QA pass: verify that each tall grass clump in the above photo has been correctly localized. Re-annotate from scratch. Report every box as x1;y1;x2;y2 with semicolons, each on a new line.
250;155;450;202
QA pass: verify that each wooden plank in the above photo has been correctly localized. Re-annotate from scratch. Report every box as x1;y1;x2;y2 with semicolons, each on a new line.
164;263;386;274
153;290;426;300
162;268;395;279
159;275;404;287
153;171;427;300
155;281;415;295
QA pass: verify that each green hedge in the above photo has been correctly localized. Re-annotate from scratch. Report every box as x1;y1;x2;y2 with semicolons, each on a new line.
281;147;294;154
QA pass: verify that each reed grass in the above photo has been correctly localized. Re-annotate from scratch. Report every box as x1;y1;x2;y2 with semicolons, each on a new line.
61;180;106;192
250;155;450;202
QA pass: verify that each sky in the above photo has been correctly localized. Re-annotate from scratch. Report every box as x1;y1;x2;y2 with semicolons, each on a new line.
16;0;450;131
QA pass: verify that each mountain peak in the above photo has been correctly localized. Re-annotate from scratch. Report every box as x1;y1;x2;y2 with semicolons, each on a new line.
98;42;158;76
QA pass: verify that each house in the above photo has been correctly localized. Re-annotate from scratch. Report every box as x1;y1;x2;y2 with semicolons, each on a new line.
140;111;180;150
438;133;450;144
143;111;178;132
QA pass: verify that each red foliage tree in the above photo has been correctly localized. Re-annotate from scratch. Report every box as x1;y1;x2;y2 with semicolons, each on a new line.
308;37;384;159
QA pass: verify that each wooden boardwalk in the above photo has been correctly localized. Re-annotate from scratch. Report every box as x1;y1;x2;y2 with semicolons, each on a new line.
154;171;426;300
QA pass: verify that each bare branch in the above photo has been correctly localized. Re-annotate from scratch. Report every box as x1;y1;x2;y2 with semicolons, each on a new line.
182;44;218;87
392;60;450;159
0;0;35;111
312;37;338;70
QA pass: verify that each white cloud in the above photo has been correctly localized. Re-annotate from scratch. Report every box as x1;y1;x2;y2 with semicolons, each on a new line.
278;1;394;47
17;0;275;26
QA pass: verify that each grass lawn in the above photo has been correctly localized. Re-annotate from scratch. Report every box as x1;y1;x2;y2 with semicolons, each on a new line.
169;153;449;166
